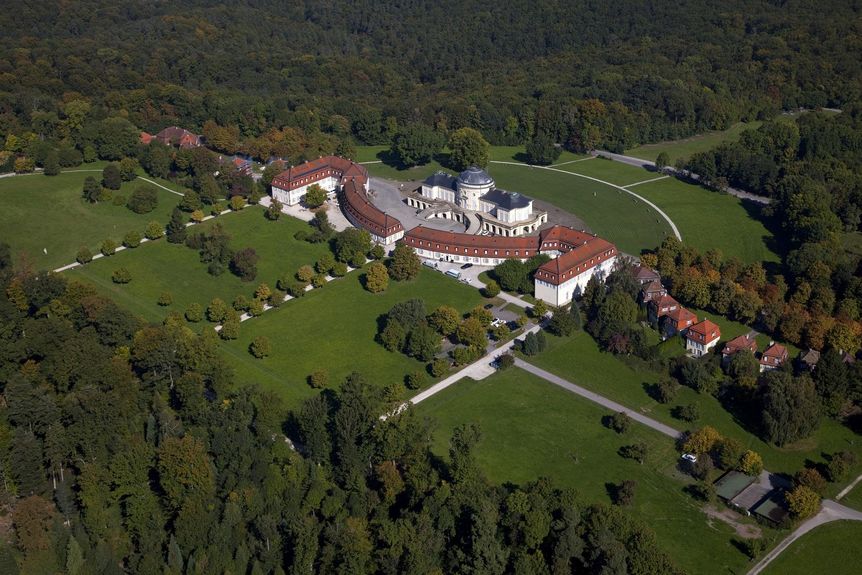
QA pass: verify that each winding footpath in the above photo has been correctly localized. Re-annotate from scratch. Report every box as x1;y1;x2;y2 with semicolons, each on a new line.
489;159;683;241
596;150;772;205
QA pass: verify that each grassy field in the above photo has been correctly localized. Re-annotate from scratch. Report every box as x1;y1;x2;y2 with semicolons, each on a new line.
486;163;672;254
762;521;862;575
625;122;762;164
0;169;186;270
527;331;862;482
416;368;770;575
840;484;862;511
68;208;331;323
551;156;657;187
632;177;779;263
218;267;484;406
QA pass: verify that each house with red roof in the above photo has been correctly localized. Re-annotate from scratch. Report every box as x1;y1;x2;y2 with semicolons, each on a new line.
634;265;661;285
661;306;697;338
140;126;202;149
722;334;758;364
759;342;788;372
686;320;721;357
647;294;680;325
533;238;618;306
641;279;667;303
271;155;356;206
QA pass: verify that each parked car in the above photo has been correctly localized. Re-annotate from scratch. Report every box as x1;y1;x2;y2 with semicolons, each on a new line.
681;453;698;463
461;263;473;269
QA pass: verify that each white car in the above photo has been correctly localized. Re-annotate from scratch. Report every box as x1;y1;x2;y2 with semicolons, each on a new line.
681;453;698;463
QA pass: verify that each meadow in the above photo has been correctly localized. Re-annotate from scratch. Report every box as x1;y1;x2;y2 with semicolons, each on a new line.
217;266;484;406
68;207;331;323
0;168;186;270
762;521;862;575
625;121;763;164
416;368;773;575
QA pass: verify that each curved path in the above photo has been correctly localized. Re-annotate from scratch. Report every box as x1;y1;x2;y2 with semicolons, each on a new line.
489;160;682;241
747;500;862;575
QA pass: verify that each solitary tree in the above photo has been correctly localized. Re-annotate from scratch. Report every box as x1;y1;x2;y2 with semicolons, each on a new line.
112;268;132;284
82;176;101;202
265;198;283;220
166;208;187;244
145;220;164;240
102;163;121;190
304;184;327;208
388;243;421;281
786;485;821;519
230;248;259;282
391;124;445;167
364;262;389;293
655;152;671;170
448;127;490;171
249;336;272;358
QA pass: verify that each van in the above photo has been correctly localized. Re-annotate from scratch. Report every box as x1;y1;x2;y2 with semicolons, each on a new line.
422;260;437;269
445;269;461;279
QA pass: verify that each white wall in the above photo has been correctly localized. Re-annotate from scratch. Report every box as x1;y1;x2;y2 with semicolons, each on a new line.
273;176;340;205
534;256;617;306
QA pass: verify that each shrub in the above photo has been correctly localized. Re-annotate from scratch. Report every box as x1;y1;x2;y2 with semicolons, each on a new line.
532;300;548;318
331;262;348;277
350;250;367;269
211;202;226;216
265;199;282;220
795;468;827;495
612;480;637;506
247;299;265;317
98;188;113;202
268;290;285;308
405;370;426;390
230;248;259;282
255;283;272;301
185;303;203;323
308;369;329;389
157;292;173;307
249;336;271;358
101;239;117;256
370;244;386;260
497;353;515;370
76;247;93;264
233;295;250;312
673;403;701;422
651;378;679;404
786;485;821;519
484;280;501;298
190;209;205;223
429;359;449;377
112;268;132;284
288;282;307;298
123;230;141;248
618;442;648;464
207;298;228;322
547;308;577;336
312;274;327;289
102;164;121;189
127;184;159;214
145;221;164;240
230;195;246;211
364;262;389;293
316;253;336;275
607;412;631;434
452;345;482;366
296;265;315;282
220;320;240;340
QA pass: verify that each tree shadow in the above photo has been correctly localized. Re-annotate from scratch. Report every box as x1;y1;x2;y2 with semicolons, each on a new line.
512;151;531;163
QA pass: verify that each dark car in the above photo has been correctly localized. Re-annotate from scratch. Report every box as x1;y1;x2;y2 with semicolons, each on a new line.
461;263;473;269
483;303;494;310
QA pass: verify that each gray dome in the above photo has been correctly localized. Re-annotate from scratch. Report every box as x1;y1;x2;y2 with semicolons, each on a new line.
457;166;493;186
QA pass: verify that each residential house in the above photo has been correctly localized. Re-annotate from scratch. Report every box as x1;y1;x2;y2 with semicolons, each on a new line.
686;319;721;357
140;126;202;149
634;265;661;285
797;348;820;371
722;334;758;364
647;294;680;325
759;342;788;372
641;279;667;303
661;306;697;338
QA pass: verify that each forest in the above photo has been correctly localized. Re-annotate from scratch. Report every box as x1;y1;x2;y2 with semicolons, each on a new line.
2;0;862;161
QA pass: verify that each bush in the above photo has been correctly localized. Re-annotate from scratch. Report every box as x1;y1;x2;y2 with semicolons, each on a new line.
230;248;259;282
316;253;336;275
233;295;250;312
532;300;548;318
370;244;386;260
268;290;285;308
618;442;648;464
484;280;501;298
211;202;226;216
255;283;272;300
430;359;449;377
497;353;515;370
76;247;93;264
247;299;265;316
145;221;164;240
308;369;329;389
405;370;426;390
312;274;327;289
101;238;117;256
220;320;240;340
249;336;271;358
364;262;389;293
612;480;637;506
112;268;132;284
296;265;315;282
452;345;482;366
185;303;203;322
98;188;113;202
350;250;367;269
331;262;348;277
230;195;246;211
673;403;701;422
288;282;307;298
82;176;101;203
191;209;205;223
265;199;282;220
547;307;577;336
651;378;679;404
607;412;632;434
127;184;159;214
276;273;292;291
123;230;141;248
102;164;121;190
157;292;173;306
207;298;228;322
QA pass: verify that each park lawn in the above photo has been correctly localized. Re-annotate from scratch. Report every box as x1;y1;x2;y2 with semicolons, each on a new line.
839;484;862;511
67;208;331;323
0;169;185;270
632;177;779;263
527;331;862;480
762;521;862;575
552;156;659;187
625;122;763;164
486;162;672;254
416;369;766;575
218;267;484;406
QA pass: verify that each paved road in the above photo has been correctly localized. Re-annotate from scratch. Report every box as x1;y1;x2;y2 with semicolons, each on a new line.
596;150;772;205
514;358;682;439
747;499;862;575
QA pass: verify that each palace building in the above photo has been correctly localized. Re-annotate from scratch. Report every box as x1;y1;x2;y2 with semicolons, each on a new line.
407;167;548;236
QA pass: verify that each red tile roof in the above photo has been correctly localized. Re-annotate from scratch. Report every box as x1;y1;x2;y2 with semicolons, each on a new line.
666;306;697;329
534;238;617;285
687;320;721;343
723;334;758;356
760;343;788;366
341;178;402;239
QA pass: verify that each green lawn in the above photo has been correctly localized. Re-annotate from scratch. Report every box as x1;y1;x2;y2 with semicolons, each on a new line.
218;267;484;406
486;163;672;254
762;521;862;575
527;331;862;481
625;122;763;165
0;169;186;270
552;156;657;187
632;178;779;263
688;307;800;358
416;368;769;575
839;484;862;511
68;208;331;323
